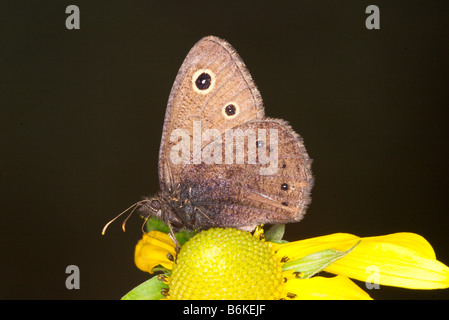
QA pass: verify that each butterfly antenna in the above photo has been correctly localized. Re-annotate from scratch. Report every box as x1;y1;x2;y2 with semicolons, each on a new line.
140;215;150;234
120;203;142;232
102;200;148;235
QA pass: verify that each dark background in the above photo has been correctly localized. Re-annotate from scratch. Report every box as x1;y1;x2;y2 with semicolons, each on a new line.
1;1;448;300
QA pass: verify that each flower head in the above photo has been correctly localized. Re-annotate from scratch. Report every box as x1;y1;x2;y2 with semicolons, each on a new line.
168;228;285;299
125;222;449;300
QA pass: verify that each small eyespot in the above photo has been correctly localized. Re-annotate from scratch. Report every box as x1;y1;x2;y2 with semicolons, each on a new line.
221;102;239;119
281;202;288;206
192;69;215;94
256;140;264;148
281;183;289;191
225;104;236;116
282;163;287;168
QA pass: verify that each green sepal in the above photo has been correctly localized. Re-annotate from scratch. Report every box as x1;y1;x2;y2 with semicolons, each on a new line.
145;217;170;233
175;229;198;246
145;217;197;246
269;239;289;244
121;274;169;300
265;224;286;242
282;240;361;279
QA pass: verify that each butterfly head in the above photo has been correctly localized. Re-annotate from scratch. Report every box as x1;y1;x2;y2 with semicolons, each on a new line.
101;196;164;235
135;196;163;220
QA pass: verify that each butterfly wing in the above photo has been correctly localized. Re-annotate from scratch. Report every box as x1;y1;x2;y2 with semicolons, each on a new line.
159;36;265;192
173;119;313;231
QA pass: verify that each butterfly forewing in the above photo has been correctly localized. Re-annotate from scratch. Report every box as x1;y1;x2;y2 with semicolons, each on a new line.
159;36;264;191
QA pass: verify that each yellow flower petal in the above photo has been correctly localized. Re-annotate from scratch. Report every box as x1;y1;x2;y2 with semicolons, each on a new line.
134;231;176;273
342;233;436;259
325;236;449;289
272;232;435;260
273;232;449;290
285;275;372;300
271;233;359;260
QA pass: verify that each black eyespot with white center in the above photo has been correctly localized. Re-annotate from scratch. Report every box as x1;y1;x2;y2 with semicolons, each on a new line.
225;104;236;116
281;183;289;191
221;102;239;119
192;69;215;94
195;72;212;90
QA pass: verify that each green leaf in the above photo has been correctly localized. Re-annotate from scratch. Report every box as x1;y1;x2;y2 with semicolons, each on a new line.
282;240;361;279
265;224;285;242
121;275;169;300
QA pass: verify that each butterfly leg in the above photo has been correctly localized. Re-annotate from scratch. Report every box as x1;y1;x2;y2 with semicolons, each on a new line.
193;206;215;226
167;220;181;254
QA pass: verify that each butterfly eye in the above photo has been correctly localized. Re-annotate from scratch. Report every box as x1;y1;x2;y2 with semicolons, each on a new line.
222;102;239;119
192;69;215;94
150;199;161;211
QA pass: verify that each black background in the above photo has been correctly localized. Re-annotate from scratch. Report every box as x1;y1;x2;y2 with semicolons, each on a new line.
1;1;448;299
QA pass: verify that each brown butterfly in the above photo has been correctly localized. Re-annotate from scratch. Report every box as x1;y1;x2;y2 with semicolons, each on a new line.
103;36;313;234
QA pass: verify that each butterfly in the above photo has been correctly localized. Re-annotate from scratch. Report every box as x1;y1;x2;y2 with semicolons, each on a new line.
103;36;313;235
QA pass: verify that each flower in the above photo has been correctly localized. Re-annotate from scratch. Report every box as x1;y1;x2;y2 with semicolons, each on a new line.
126;225;449;300
168;228;285;299
134;231;177;273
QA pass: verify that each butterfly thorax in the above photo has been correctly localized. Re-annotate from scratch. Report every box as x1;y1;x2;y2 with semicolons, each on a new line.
160;184;216;231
